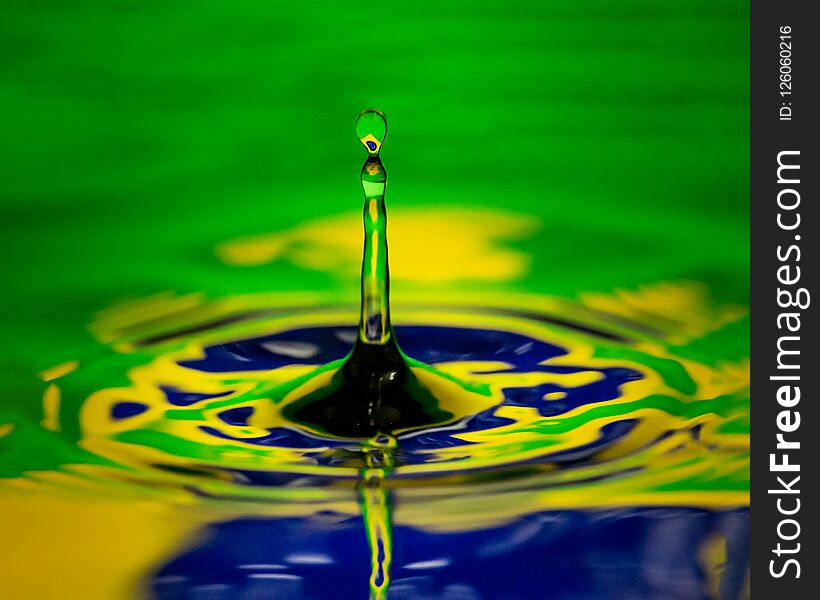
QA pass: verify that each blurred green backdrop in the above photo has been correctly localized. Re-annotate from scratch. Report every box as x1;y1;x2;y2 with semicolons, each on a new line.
1;0;748;374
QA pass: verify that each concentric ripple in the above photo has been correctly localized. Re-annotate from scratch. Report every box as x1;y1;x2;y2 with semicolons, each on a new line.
68;286;749;506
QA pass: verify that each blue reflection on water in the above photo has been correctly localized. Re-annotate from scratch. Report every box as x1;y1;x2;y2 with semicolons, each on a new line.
151;508;749;600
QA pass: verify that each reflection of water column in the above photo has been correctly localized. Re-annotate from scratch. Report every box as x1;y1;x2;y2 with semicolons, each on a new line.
356;109;392;345
361;435;395;600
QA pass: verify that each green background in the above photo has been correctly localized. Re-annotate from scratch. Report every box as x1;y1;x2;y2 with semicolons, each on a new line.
1;1;748;380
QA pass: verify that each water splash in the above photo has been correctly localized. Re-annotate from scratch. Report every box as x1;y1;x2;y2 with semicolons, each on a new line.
281;109;491;439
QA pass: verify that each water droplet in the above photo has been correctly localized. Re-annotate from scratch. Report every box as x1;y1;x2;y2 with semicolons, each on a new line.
356;109;387;155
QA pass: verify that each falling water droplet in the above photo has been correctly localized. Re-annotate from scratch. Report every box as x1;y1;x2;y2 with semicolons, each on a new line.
356;109;387;155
